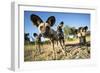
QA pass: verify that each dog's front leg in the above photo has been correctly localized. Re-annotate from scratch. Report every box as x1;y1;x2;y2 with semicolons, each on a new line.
52;40;57;60
63;39;66;51
38;42;41;54
38;34;42;54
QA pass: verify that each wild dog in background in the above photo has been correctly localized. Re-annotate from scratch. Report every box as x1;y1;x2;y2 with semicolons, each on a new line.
24;33;30;44
82;26;88;45
57;21;65;50
75;26;88;45
33;33;42;54
30;14;65;59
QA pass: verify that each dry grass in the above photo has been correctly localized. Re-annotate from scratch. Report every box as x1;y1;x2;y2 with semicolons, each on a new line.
24;36;90;62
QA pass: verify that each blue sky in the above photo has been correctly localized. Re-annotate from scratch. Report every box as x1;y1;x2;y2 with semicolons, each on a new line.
24;11;90;41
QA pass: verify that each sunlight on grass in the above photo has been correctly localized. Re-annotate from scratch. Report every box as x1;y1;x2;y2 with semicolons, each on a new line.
24;36;90;61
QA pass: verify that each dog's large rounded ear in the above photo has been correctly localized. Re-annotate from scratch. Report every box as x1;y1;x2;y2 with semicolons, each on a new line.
33;33;38;37
60;21;64;24
60;21;64;27
46;16;55;26
25;33;29;36
84;26;88;31
30;14;43;27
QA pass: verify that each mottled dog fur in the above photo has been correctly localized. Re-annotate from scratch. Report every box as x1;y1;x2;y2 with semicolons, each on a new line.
57;21;65;49
30;14;65;59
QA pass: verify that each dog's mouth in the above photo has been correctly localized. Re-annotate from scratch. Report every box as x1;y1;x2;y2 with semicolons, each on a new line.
43;31;49;35
42;31;50;37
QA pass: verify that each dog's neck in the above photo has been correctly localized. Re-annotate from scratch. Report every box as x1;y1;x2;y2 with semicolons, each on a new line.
40;29;57;40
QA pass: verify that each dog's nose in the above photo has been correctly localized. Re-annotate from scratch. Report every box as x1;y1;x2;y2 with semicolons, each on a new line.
46;26;50;30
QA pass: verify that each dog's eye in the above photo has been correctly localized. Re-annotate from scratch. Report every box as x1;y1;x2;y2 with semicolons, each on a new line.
46;26;50;28
40;26;43;30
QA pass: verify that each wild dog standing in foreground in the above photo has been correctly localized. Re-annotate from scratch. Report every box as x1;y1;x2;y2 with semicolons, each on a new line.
30;14;65;59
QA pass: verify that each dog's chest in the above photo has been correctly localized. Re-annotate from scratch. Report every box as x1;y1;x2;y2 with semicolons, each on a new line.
41;29;58;40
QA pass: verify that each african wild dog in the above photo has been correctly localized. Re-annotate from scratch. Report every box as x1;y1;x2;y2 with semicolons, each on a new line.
24;33;30;43
30;14;65;59
57;21;65;49
75;26;88;45
82;26;88;45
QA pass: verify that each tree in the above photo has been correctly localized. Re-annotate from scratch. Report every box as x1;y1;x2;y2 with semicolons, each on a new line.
63;25;71;39
70;27;76;35
63;25;70;35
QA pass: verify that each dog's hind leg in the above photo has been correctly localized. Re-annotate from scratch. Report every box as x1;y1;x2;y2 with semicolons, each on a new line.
59;40;63;49
57;40;58;46
59;40;66;56
62;39;66;51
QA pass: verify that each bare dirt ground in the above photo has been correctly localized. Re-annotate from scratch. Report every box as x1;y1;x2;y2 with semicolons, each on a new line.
24;37;90;61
